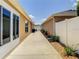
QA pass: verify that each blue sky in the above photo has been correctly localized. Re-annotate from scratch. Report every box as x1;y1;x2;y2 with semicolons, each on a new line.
18;0;76;24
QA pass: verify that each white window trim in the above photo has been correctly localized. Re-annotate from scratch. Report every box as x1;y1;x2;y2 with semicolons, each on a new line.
1;6;3;45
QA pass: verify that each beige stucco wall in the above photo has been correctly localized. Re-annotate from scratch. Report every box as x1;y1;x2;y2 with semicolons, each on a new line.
42;19;54;35
3;0;33;42
19;15;31;42
28;22;32;33
0;0;33;58
0;0;20;59
5;0;31;22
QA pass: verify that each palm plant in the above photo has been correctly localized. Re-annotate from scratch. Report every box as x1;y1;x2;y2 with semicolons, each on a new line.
65;47;76;56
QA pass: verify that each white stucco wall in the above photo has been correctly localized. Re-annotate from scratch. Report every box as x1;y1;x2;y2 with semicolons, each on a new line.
0;0;20;59
56;17;79;53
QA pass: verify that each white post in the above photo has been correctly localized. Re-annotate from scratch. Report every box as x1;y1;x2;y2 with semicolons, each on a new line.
10;13;13;41
65;19;69;46
53;17;56;35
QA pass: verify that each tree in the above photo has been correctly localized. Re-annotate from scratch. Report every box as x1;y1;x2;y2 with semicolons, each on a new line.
77;1;79;16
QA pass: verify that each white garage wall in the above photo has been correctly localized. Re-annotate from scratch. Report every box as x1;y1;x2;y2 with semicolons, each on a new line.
0;0;20;59
56;17;79;53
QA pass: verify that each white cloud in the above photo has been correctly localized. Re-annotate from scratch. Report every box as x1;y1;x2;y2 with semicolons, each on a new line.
34;18;47;25
70;0;77;7
42;18;47;21
77;0;79;1
29;15;47;25
73;2;77;7
29;14;35;19
41;18;47;23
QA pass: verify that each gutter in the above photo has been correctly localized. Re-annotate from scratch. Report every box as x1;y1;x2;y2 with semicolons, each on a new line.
4;0;33;23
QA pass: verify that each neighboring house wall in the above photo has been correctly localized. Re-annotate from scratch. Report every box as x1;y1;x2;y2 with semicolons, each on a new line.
56;17;79;53
42;10;77;35
42;19;54;35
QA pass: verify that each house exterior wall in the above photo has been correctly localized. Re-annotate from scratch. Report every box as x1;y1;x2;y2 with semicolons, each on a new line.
19;16;33;42
28;21;32;33
56;17;79;54
19;15;30;42
42;18;54;35
0;0;20;59
0;0;33;58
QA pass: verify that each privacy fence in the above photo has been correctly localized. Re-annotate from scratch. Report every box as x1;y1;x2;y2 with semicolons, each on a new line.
56;17;79;53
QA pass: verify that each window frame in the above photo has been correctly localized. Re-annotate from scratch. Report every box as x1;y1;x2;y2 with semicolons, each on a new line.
0;6;2;46
13;13;19;40
25;22;28;32
0;6;11;45
0;5;20;46
2;7;11;45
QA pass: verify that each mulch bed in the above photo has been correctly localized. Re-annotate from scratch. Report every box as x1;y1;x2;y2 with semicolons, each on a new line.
50;42;79;59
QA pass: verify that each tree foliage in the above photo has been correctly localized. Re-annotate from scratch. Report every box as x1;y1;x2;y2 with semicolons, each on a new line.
77;1;79;16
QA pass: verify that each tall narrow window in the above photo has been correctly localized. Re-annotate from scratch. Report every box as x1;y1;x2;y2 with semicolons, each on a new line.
16;16;19;37
13;14;19;40
0;6;1;45
3;8;11;44
25;22;28;32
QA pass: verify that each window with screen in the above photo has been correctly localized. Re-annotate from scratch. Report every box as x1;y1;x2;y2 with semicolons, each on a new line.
13;14;19;40
0;6;1;45
25;22;28;32
3;8;11;44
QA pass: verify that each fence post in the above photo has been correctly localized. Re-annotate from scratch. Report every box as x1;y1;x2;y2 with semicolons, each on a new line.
66;19;69;47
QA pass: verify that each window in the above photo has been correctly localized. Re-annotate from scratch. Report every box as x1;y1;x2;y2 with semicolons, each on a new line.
0;6;1;45
3;8;11;44
16;16;19;37
13;14;19;40
25;22;28;32
0;6;20;46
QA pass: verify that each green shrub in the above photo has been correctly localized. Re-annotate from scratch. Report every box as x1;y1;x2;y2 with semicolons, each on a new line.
48;35;60;42
44;30;48;36
48;35;52;38
41;29;45;33
65;47;76;56
41;29;48;36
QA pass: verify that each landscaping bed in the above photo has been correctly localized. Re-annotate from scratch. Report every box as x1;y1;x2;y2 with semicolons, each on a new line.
50;42;78;59
41;29;79;59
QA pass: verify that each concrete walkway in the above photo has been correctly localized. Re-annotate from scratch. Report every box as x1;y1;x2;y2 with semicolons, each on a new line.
5;31;62;59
